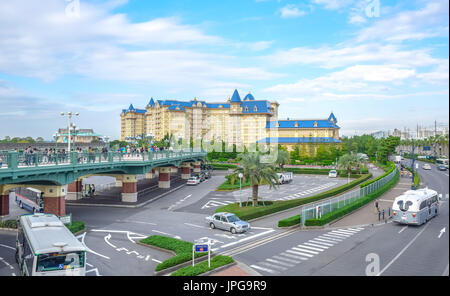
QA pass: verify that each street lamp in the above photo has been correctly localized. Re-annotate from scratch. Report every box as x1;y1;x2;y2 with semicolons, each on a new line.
61;111;79;154
238;173;243;208
104;136;110;150
53;133;59;151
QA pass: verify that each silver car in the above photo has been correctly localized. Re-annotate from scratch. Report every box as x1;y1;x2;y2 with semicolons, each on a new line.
206;212;250;234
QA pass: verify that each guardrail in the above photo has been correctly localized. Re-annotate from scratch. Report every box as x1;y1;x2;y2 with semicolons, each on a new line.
300;168;398;226
0;149;206;171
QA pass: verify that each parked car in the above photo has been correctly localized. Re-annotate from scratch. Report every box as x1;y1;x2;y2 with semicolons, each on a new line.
437;165;447;171
422;164;432;170
187;176;200;185
198;172;206;182
328;170;338;178
205;212;250;234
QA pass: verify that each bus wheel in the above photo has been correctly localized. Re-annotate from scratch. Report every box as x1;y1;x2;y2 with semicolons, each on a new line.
19;201;23;209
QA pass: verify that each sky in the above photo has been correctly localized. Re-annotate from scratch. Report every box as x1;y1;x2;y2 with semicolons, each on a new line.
0;0;448;140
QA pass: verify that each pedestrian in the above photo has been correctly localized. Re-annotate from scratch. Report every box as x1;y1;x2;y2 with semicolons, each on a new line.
91;184;96;197
0;155;2;168
374;200;379;214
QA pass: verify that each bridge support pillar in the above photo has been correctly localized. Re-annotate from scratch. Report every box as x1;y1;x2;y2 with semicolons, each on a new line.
121;175;137;202
158;167;171;189
43;185;67;216
170;167;179;174
67;180;83;201
181;163;191;180
145;169;154;179
193;161;201;173
0;194;9;217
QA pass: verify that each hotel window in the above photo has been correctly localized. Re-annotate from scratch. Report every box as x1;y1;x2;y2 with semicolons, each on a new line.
314;121;318;127
254;106;258;112
245;107;249;112
294;122;298;127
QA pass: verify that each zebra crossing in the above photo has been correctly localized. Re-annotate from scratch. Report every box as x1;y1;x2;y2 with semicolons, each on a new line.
275;182;337;201
249;227;364;274
201;198;236;209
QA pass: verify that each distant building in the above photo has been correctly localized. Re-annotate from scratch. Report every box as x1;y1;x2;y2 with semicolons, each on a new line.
120;89;341;153
56;128;102;144
371;130;390;139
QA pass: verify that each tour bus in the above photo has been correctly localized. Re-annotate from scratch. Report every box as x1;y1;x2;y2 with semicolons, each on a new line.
392;188;439;225
15;187;44;213
15;213;86;276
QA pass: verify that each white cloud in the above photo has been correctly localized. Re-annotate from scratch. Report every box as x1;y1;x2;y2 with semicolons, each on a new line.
311;0;354;10
280;5;307;18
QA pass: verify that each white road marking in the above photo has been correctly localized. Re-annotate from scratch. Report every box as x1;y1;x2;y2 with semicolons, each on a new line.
377;222;430;276
314;238;337;244
116;247;129;252
77;232;110;260
285;250;311;258
398;226;408;234
309;240;333;247
152;258;162;263
259;261;287;271
104;234;117;249
303;243;328;250
184;223;210;230
250;264;278;274
266;258;295;267
273;255;301;264
0;244;15;251
86;268;101;276
321;234;344;241
280;252;306;261
145;255;150;261
116;220;157;226
438;227;446;239
219;228;275;249
292;247;319;255
335;229;358;234
329;231;351;237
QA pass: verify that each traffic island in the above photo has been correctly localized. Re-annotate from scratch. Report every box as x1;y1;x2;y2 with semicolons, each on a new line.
67;221;85;235
170;255;235;276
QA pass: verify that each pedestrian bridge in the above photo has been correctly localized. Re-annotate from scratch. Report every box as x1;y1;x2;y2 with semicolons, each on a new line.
0;149;206;217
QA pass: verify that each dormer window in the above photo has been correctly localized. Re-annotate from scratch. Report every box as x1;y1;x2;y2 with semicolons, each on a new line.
276;123;280;127
294;122;298;127
314;121;318;127
219;105;222;108
254;106;258;112
245;106;249;112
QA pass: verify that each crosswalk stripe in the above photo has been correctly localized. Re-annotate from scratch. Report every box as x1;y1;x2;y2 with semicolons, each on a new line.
280;252;307;261
322;234;344;240
330;231;352;237
337;229;358;234
297;245;324;252
292;247;319;255
285;250;312;258
303;242;329;249
347;227;364;231
309;240;333;247
260;261;288;271
314;238;337;244
250;265;278;274
273;255;301;264
266;258;295;267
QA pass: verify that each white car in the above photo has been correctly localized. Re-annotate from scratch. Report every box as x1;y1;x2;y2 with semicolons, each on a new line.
186;176;200;185
422;164;432;170
205;212;250;234
328;170;338;178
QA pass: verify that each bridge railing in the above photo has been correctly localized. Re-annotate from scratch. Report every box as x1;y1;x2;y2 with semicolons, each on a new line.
0;149;206;170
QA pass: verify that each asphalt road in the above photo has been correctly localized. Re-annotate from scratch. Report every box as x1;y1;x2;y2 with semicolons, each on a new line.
233;160;449;276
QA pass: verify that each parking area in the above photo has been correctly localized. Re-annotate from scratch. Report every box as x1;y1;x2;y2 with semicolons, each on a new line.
176;174;348;215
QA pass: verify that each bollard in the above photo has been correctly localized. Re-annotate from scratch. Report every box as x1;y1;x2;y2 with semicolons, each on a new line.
388;207;391;217
378;210;381;221
382;209;385;220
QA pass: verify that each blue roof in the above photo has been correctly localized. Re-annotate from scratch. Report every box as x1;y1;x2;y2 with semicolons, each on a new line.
267;120;339;129
328;112;337;123
168;104;186;111
128;104;134;111
242;100;272;114
257;137;341;144
205;103;230;108
147;98;155;107
230;89;241;103
243;93;255;101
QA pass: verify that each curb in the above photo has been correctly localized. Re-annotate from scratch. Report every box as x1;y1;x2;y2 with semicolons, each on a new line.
66;184;186;208
0;227;18;232
199;262;237;277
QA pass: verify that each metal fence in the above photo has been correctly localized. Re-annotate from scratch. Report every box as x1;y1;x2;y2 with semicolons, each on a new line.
300;168;398;225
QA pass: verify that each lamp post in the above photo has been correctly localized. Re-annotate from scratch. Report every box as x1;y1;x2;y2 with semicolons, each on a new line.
60;111;79;155
411;138;416;189
238;173;243;207
53;133;59;151
71;124;77;152
104;136;110;151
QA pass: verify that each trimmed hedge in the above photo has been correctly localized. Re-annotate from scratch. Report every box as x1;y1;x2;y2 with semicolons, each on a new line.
278;215;301;227
406;167;420;188
0;219;17;229
360;162;395;188
305;169;399;226
140;235;207;271
216;174;372;221
67;221;85;234
170;255;234;276
210;163;238;170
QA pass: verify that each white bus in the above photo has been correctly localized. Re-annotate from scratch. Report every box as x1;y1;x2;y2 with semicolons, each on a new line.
392;188;439;226
15;187;44;214
15;213;86;276
436;158;449;168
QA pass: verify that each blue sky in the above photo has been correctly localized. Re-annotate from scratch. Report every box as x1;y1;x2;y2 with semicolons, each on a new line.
0;0;448;140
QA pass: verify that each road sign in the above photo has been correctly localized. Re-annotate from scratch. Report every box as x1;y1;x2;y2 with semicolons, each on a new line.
423;146;431;151
195;245;209;253
59;213;72;226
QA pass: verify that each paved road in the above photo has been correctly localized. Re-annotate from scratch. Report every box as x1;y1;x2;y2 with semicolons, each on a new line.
233;161;449;276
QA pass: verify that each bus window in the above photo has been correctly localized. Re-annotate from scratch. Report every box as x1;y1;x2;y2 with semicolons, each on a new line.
36;252;85;272
23;239;33;276
419;201;427;210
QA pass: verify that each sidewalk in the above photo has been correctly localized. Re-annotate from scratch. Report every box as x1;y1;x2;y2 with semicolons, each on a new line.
329;174;412;228
210;261;261;276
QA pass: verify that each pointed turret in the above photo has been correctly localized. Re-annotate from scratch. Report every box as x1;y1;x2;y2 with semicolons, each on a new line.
230;89;241;103
147;98;155;107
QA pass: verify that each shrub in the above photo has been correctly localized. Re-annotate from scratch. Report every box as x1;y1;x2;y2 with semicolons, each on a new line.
210;163;238;170
170;255;234;276
278;215;301;227
67;221;85;234
305;169;399;226
0;219;17;229
360;162;395;188
140;235;207;271
217;174;371;221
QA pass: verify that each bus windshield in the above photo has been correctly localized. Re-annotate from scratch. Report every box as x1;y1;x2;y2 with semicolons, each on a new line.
36;251;85;272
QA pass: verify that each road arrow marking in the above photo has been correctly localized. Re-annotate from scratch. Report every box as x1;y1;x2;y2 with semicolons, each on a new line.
438;227;446;239
104;234;117;249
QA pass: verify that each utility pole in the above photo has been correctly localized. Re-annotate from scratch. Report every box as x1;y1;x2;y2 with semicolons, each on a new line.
411;138;415;189
434;120;437;158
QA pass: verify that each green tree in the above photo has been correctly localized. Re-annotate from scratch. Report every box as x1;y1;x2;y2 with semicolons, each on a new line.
276;150;290;171
230;152;278;206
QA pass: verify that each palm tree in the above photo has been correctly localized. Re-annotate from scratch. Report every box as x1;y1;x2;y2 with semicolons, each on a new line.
276;150;290;171
337;153;363;183
230;152;279;206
